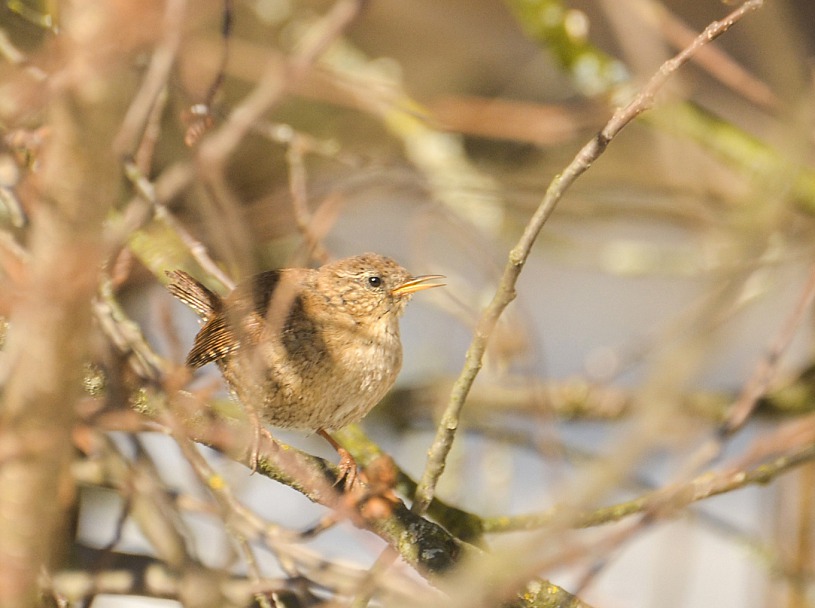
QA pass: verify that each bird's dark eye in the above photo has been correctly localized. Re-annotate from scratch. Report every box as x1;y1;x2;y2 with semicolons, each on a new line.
367;275;382;288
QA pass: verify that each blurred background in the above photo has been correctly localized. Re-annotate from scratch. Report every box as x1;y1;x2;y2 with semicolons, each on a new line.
3;0;815;606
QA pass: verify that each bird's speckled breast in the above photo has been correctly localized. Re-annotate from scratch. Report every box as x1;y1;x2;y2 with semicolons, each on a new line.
318;322;403;430
223;312;403;431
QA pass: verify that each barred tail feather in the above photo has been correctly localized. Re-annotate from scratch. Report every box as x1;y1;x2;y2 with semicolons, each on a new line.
165;270;221;318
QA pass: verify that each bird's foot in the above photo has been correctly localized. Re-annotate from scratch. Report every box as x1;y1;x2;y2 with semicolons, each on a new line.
335;446;360;492
318;429;362;491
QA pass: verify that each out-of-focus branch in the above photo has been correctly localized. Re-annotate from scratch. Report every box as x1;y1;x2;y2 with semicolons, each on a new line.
316;38;507;236
285;135;332;264
180;410;468;579
48;544;294;607
113;0;187;157
645;101;815;211
199;418;588;608
0;2;143;605
483;414;815;533
123;160;236;290
721;260;815;435
198;0;365;170
504;0;628;95
195;0;366;276
623;0;779;110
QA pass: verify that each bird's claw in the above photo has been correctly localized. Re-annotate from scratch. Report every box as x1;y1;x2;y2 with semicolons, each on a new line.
334;447;360;492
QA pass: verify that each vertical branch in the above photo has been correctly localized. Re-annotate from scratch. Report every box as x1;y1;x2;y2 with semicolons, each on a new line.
0;3;149;606
411;0;765;516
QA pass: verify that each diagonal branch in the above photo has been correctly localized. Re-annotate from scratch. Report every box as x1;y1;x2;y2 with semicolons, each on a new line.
411;0;765;516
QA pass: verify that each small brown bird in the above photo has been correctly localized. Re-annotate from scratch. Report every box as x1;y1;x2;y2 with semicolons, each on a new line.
167;253;443;487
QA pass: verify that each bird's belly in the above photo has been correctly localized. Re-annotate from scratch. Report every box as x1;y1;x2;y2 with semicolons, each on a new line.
317;338;402;430
232;333;402;431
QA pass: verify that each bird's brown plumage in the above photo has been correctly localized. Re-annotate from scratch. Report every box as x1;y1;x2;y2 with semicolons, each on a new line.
167;254;443;431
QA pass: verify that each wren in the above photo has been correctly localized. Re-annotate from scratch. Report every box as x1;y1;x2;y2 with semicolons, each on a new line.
167;253;443;487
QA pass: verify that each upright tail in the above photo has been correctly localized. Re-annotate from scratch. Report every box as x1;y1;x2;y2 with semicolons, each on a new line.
165;270;221;318
166;270;236;368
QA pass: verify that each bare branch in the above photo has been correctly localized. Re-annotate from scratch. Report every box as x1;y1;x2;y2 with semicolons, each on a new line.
411;0;766;517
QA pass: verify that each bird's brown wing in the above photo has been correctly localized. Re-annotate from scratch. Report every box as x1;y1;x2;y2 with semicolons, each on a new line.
173;268;309;369
184;269;288;368
186;313;238;368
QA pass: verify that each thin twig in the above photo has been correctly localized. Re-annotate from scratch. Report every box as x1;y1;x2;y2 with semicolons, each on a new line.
285;135;332;264
721;260;815;435
155;406;282;608
625;0;779;111
122;160;235;289
203;0;234;111
113;0;187;157
198;0;365;171
482;426;815;533
93;276;169;381
411;0;766;516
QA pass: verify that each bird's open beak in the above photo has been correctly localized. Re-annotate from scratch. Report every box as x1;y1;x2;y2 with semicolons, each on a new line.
391;275;446;297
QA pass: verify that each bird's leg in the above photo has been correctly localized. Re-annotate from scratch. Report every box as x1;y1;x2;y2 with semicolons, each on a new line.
318;429;359;491
245;403;269;473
